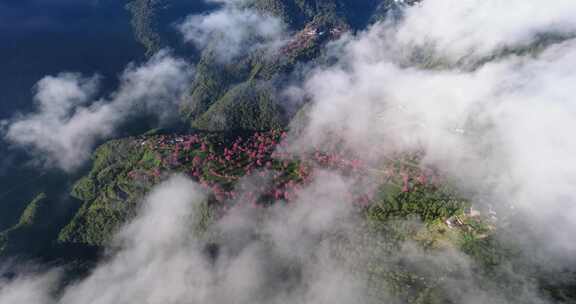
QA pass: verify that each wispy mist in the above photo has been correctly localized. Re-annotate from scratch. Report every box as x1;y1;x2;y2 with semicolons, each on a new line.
2;0;576;303
394;0;576;63
0;174;376;304
179;0;287;62
1;51;192;171
293;0;576;265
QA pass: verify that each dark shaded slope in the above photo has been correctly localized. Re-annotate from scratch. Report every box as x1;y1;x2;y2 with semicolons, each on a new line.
192;81;287;131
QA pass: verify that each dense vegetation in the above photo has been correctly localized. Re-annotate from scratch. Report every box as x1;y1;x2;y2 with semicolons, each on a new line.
178;0;394;131
126;0;163;56
2;1;575;303
55;129;472;247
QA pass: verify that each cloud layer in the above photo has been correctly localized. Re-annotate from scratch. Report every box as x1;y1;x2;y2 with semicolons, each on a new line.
1;52;192;171
179;0;287;61
393;0;576;63
3;0;576;303
0;173;379;304
293;0;576;261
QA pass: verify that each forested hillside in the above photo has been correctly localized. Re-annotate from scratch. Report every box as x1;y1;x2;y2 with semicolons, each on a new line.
2;1;576;303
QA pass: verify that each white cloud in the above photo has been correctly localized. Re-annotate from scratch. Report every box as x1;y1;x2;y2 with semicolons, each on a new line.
291;0;576;261
0;271;59;304
3;1;576;302
59;175;207;304
387;0;576;64
0;174;376;304
179;0;287;62
2;51;193;171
